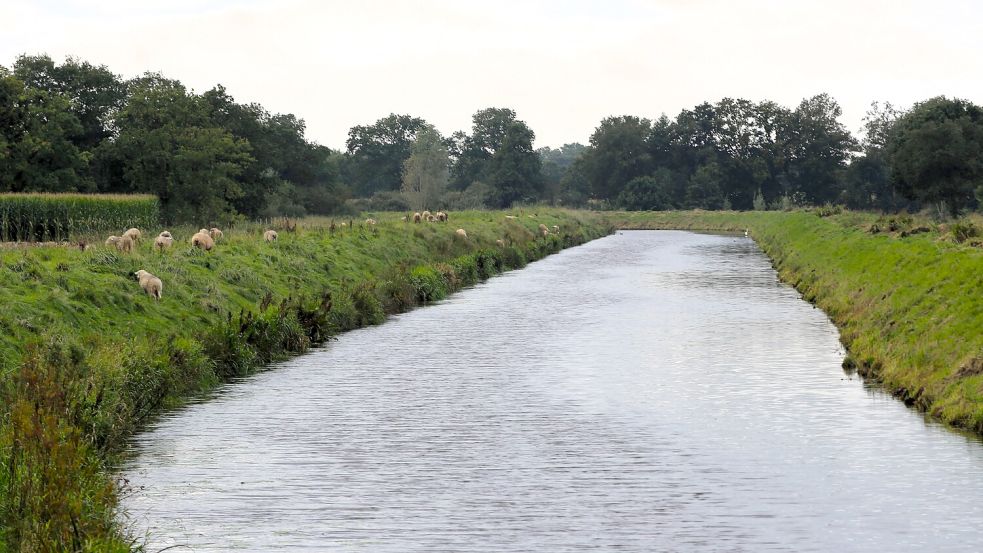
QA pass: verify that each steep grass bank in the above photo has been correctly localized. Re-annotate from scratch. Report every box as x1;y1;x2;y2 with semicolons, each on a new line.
613;210;983;433
0;209;612;552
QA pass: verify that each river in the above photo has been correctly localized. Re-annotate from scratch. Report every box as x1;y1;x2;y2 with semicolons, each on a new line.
121;230;983;552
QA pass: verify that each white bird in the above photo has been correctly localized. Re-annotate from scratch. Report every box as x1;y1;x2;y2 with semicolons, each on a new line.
744;228;749;237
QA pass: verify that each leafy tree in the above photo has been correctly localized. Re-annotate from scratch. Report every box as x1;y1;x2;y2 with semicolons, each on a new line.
784;94;857;204
401;127;448;211
685;162;727;209
346;114;430;196
617;170;675;210
887;96;983;215
0;75;90;192
452;108;543;207
578;116;653;200
98;74;252;223
539;143;586;204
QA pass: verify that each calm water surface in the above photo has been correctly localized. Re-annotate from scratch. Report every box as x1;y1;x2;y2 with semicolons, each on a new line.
122;231;983;552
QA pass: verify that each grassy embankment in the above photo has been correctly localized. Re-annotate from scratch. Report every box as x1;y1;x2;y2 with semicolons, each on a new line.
0;208;612;552
615;209;983;432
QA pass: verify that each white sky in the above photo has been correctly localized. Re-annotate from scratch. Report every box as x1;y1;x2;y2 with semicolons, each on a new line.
2;0;982;150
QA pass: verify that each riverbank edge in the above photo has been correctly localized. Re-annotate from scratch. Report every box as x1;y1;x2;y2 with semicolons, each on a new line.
611;209;983;438
0;211;615;552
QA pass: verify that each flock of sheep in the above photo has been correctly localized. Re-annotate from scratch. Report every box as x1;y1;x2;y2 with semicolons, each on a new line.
103;226;279;301
104;212;558;302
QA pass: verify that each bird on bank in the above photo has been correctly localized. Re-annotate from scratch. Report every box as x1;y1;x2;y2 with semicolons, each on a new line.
744;228;749;237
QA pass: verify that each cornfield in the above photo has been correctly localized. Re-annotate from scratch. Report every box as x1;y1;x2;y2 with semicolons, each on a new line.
0;193;160;242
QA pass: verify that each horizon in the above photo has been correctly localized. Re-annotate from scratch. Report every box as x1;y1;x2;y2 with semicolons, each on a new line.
3;0;982;150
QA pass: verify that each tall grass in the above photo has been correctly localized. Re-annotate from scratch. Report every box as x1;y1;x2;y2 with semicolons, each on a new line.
0;193;160;242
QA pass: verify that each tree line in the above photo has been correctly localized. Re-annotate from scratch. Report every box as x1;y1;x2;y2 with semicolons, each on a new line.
2;54;981;222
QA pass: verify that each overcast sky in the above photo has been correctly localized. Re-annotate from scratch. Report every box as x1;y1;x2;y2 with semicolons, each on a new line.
2;0;981;150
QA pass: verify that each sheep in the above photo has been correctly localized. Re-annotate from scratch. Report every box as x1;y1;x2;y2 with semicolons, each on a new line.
541;228;550;237
264;229;278;242
365;218;376;225
106;235;133;253
422;210;432;220
551;225;559;233
436;211;448;222
158;230;173;239
495;239;505;247
505;215;517;220
154;235;174;251
414;212;422;223
209;228;224;240
191;230;215;251
427;214;437;223
134;270;163;301
538;223;548;233
455;228;468;239
123;228;142;242
401;216;407;222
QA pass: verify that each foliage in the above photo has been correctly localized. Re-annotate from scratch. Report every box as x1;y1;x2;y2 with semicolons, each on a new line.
345;114;431;197
887;96;983;215
616;172;674;211
401;127;449;211
0;192;159;241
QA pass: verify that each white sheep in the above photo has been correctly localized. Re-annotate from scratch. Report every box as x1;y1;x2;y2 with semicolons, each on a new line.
134;270;163;301
106;235;133;253
191;231;214;251
154;235;174;251
455;228;468;239
123;228;142;242
264;229;278;242
209;228;224;240
365;218;377;225
413;212;422;223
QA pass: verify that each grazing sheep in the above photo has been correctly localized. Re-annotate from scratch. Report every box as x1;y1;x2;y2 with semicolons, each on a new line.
191;231;215;251
123;228;142;242
154;235;174;251
436;211;448;222
264;229;278;242
365;218;376;225
538;223;548;233
551;225;559;233
541;228;550;237
413;212;422;223
158;230;173;239
154;236;174;251
495;239;505;247
505;215;517;220
401;216;407;222
455;228;467;239
427;214;437;223
422;210;431;220
209;228;224;240
134;270;163;301
106;235;133;253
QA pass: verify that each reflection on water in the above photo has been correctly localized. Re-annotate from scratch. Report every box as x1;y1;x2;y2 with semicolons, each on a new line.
121;231;983;552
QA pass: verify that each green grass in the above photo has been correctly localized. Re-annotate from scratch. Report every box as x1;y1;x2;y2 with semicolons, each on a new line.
613;209;983;431
0;208;612;552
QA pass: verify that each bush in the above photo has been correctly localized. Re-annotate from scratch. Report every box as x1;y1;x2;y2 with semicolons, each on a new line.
952;221;979;243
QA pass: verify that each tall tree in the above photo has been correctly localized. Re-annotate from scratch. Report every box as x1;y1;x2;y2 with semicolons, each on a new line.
785;94;857;204
0;74;89;192
346;114;429;197
401;127;448;211
887;96;983;215
578;116;653;200
452;108;544;207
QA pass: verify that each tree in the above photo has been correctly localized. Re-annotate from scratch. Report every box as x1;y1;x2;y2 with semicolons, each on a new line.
578;116;653;200
887;96;983;215
842;101;904;210
401;127;448;211
539;143;586;204
346;114;430;196
98;74;252;223
784;94;857;204
12;55;126;153
0;74;90;192
617;170;675;211
452;108;544;207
